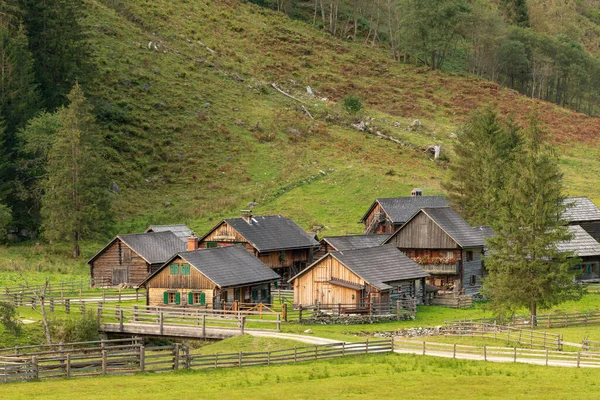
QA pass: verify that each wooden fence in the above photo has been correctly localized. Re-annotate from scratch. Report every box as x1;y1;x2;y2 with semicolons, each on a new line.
0;285;143;307
0;338;393;383
296;298;417;321
445;311;600;329
394;339;600;368
442;322;563;350
430;295;473;309
582;337;600;352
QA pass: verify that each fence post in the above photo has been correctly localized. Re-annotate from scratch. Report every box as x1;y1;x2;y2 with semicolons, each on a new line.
546;349;549;366
240;316;246;334
282;303;288;322
80;301;86;315
577;352;581;368
103;287;106;302
514;347;517;362
294;346;297;362
173;344;180;370
65;299;70;314
32;356;38;380
483;345;487;361
66;354;71;378
342;342;345;356
315;345;318;360
239;351;242;367
133;306;138;322
185;346;191;370
49;298;54;313
140;345;145;372
136;288;139;301
366;337;369;354
215;353;218;369
277;313;281;331
159;312;164;335
101;340;107;375
202;314;206;338
97;302;103;325
298;305;303;322
118;290;122;303
422;341;426;356
119;309;124;333
267;351;271;366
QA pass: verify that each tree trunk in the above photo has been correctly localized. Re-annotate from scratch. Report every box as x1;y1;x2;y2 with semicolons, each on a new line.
530;300;537;327
40;279;53;347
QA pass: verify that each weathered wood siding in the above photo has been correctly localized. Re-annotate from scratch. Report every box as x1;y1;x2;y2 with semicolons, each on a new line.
575;221;600;241
293;255;366;306
387;212;460;249
90;239;150;287
364;202;396;234
199;222;254;252
144;256;217;290
148;287;215;307
462;248;483;295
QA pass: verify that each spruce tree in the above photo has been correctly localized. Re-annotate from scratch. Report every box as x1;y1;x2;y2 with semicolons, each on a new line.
41;83;112;257
443;107;519;226
483;112;582;321
0;117;12;202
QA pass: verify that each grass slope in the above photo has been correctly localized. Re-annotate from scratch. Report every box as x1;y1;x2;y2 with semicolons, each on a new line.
2;353;599;399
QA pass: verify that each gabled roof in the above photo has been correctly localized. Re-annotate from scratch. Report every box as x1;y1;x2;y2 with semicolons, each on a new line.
562;197;600;222
290;245;428;291
321;234;390;251
141;246;280;288
88;231;187;265
383;207;484;248
201;215;319;252
557;225;600;257
473;226;495;239
360;196;449;224
145;224;193;241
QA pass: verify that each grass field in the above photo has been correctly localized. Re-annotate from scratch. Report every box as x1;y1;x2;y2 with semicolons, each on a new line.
1;353;599;399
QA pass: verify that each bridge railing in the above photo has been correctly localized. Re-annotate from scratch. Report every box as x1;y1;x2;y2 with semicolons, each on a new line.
98;304;283;333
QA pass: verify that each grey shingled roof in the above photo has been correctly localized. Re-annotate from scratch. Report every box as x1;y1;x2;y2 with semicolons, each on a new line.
145;224;193;241
175;246;279;288
473;226;495;239
322;234;391;251
420;207;485;248
309;246;428;291
557;225;600;257
219;215;319;252
562;197;600;222
361;196;449;224
118;231;187;264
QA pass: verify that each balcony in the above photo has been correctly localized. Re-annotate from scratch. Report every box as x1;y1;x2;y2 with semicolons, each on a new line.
418;262;459;275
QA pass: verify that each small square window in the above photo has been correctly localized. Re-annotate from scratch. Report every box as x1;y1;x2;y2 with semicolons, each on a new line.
470;275;477;286
170;264;179;274
206;242;218;248
466;251;474;262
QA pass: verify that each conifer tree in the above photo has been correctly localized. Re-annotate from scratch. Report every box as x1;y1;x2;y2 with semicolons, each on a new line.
0;117;12;203
41;83;112;257
483;112;582;321
443;107;519;226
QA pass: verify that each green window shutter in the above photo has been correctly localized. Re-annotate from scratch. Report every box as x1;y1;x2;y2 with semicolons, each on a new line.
200;292;206;305
182;264;190;275
207;242;218;248
163;291;169;304
274;281;278;289
188;292;194;304
252;289;258;300
170;264;179;274
175;292;181;304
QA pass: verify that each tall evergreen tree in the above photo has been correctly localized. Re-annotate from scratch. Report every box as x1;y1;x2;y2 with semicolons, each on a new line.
443;107;519;226
0;117;12;203
20;0;91;111
41;83;112;257
483;112;582;321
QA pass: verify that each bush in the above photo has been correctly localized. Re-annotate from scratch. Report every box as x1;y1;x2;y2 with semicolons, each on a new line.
53;311;100;343
343;95;362;114
0;302;22;336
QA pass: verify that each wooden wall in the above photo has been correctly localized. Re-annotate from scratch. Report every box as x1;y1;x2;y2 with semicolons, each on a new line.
293;255;369;306
462;248;483;295
363;202;395;234
144;256;216;290
148;288;215;307
387;212;459;249
90;240;150;287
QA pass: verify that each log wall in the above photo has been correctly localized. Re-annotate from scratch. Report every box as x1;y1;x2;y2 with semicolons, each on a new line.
90;240;150;287
387;212;459;249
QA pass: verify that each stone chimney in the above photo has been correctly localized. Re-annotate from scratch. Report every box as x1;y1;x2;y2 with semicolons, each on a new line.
411;188;423;197
187;236;199;251
241;209;253;224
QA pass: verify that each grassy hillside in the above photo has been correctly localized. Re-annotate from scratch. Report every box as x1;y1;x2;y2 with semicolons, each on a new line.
3;0;599;268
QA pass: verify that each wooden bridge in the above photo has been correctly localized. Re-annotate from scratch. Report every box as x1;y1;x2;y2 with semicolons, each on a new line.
97;305;282;340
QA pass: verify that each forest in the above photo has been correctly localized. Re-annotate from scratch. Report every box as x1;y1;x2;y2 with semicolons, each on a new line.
256;0;600;115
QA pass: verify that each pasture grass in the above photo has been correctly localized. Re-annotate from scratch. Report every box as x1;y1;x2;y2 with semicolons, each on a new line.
1;353;599;399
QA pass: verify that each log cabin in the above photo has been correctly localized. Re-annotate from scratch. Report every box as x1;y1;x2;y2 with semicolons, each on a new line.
360;190;449;234
383;207;485;295
145;224;193;242
198;214;319;285
563;197;600;241
88;231;187;287
140;246;280;307
555;225;600;282
290;245;429;307
314;234;390;259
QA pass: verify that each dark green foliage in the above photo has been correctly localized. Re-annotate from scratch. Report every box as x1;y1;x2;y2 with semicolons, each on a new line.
20;0;92;111
41;83;112;257
0;301;22;335
443;107;519;226
52;311;100;343
499;0;529;27
483;112;583;318
342;95;362;114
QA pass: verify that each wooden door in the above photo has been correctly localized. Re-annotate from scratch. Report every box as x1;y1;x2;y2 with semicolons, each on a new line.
112;268;128;285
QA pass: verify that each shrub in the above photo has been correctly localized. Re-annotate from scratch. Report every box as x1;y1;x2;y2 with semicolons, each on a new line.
53;311;100;343
0;302;22;336
343;95;362;114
